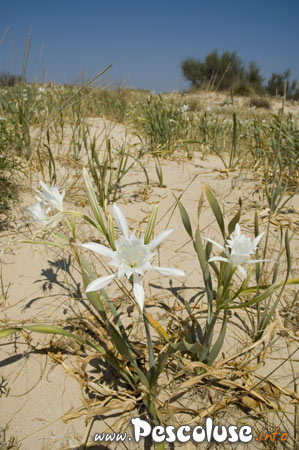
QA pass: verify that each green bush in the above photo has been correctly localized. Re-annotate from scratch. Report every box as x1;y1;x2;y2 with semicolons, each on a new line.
249;97;271;109
180;50;299;100
180;50;265;92
266;70;299;100
232;80;255;96
246;61;264;88
0;72;23;87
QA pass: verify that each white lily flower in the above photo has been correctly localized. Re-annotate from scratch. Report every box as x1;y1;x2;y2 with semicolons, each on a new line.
205;223;264;279
36;181;65;212
81;203;185;311
22;201;50;227
181;104;189;113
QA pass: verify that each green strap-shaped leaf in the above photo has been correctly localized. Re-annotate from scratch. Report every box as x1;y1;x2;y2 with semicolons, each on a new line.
83;167;107;236
228;204;241;236
0;328;20;339
81;270;106;317
177;199;193;239
0;324;106;354
194;228;207;276
227;277;299;310
257;230;293;339
107;214;116;250
144;204;159;245
204;185;225;238
205;310;228;365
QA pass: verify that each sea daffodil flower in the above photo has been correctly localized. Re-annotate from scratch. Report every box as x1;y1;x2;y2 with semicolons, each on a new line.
81;203;185;311
181;104;189;113
205;223;264;278
22;201;50;227
36;181;65;212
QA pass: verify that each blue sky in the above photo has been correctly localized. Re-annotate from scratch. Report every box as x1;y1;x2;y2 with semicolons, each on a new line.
1;0;299;92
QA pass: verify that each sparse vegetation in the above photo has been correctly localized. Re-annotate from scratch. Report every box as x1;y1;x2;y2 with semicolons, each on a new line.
130;94;191;155
0;69;298;449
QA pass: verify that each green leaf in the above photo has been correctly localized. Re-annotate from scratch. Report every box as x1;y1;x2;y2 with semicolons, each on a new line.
227;277;299;309
204;185;225;238
107;214;116;250
26;324;107;354
81;269;106;317
144;204;159;245
205;311;228;365
177;199;193;239
256;229;293;340
82;214;106;234
0;327;20;339
254;212;261;284
285;229;291;280
83;167;107;236
153;350;173;385
0;324;106;356
169;338;204;354
194;228;207;274
106;322;133;361
228;205;241;236
81;266;129;346
194;228;214;307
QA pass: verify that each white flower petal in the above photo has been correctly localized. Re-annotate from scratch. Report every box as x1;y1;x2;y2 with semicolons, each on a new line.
234;223;241;236
133;274;144;311
147;229;174;251
81;242;115;258
113;203;129;238
22;201;50;227
151;265;185;277
208;256;229;263
253;232;264;248
39;180;52;195
236;265;247;279
37;181;64;211
203;237;226;252
85;273;116;292
117;265;126;278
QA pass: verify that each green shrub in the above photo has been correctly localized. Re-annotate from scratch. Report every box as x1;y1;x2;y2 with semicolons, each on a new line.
246;61;264;88
266;69;299;99
0;72;23;87
232;80;255;96
181;50;251;91
249;97;271;109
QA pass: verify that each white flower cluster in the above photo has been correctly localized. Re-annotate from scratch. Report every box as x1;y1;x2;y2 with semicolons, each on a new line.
22;181;65;228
